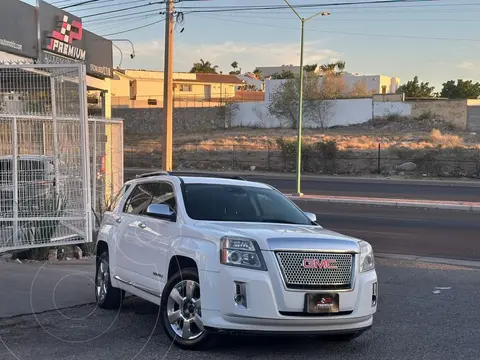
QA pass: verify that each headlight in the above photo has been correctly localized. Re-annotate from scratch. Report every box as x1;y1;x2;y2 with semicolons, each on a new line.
220;236;267;271
359;240;375;272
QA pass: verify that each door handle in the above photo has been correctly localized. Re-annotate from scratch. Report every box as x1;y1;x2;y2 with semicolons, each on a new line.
138;222;146;229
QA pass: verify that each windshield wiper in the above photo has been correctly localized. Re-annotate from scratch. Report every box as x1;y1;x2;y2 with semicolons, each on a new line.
261;219;299;224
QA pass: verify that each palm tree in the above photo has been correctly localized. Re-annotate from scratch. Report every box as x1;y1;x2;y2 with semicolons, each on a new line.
229;61;240;75
252;68;262;79
189;59;219;74
320;61;346;76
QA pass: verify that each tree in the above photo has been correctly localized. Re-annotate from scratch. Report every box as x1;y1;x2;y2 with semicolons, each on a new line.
320;61;346;76
268;75;335;129
229;61;240;75
396;76;435;98
252;68;262;79
304;64;318;73
189;59;219;74
349;80;372;98
440;79;480;99
270;70;295;79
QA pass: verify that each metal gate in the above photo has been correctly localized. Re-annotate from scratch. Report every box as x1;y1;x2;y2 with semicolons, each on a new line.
467;106;480;132
0;64;92;252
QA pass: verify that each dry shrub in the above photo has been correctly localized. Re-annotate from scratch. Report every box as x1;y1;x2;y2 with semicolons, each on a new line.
428;129;462;148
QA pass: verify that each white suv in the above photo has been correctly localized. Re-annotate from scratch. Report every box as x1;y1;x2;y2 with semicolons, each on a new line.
95;172;378;349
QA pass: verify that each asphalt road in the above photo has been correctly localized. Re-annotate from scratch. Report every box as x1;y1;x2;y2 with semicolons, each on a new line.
302;203;480;262
1;257;478;360
124;169;480;202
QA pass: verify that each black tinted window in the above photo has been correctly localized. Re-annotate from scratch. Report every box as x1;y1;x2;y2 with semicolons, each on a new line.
123;182;176;215
183;183;312;225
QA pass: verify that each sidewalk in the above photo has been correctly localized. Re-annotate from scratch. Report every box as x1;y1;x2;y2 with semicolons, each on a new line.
288;194;480;212
124;168;480;186
0;259;96;318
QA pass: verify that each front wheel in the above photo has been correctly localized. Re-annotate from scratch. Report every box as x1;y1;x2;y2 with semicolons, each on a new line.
95;251;124;309
160;267;215;350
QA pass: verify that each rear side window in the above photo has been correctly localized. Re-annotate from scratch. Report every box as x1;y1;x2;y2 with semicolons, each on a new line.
107;184;130;211
123;181;176;215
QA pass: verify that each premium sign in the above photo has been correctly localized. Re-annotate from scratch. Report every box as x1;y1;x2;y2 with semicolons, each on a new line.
46;15;86;61
38;0;113;79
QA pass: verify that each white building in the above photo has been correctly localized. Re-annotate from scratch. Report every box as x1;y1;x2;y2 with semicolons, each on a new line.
236;73;264;91
264;74;400;103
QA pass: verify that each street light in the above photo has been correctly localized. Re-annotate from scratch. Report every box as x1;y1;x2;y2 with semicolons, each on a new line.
284;0;330;196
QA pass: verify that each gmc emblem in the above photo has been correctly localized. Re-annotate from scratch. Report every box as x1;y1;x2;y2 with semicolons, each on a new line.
303;259;337;269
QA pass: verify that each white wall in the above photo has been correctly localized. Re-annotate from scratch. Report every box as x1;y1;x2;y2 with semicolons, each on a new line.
232;99;412;128
373;102;411;117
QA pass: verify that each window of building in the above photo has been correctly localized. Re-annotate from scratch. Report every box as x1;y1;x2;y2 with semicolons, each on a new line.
147;99;157;106
179;84;192;92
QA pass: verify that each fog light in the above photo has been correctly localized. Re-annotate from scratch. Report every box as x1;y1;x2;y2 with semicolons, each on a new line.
234;281;247;308
372;282;378;307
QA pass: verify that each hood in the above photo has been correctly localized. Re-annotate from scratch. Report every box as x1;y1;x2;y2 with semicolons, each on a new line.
193;221;361;253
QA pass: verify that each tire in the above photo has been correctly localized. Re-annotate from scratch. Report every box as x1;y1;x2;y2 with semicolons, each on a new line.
95;250;125;309
160;267;216;350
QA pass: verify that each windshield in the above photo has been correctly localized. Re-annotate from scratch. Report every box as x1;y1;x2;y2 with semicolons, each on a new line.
182;183;314;225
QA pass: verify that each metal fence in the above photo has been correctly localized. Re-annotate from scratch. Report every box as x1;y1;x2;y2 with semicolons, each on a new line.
89;117;124;227
109;91;265;109
0;64;92;252
124;142;480;179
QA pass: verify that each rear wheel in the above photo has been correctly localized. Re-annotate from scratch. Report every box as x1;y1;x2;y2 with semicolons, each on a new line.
95;251;124;309
160;267;215;350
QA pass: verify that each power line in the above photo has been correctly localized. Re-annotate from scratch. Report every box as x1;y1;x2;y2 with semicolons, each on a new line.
74;0;154;12
84;9;162;23
61;0;100;9
191;13;480;43
165;0;453;13
100;19;165;36
81;1;163;18
192;11;480;23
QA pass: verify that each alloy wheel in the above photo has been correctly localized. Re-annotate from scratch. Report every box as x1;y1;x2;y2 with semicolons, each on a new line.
166;280;204;340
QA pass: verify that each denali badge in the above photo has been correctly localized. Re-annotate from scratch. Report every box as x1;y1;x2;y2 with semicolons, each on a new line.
302;259;337;269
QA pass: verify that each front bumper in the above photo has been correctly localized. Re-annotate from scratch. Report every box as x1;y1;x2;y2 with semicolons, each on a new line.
199;251;378;334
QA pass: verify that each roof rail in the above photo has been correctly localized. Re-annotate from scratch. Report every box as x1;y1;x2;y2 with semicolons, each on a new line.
135;171;169;179
168;171;247;181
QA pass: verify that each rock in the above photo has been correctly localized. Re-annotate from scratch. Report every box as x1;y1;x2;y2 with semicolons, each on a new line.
250;166;256;171
48;249;58;261
388;170;396;176
397;162;417;172
399;172;405;176
422;174;427;177
65;257;72;261
73;246;83;260
15;258;22;264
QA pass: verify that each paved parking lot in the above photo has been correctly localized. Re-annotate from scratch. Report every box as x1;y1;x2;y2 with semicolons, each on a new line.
1;257;479;360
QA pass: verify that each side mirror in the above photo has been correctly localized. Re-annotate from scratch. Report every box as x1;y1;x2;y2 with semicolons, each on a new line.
304;211;317;223
146;203;176;221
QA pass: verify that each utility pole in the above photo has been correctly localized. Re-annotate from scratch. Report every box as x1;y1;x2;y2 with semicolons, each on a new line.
162;0;174;171
284;0;330;196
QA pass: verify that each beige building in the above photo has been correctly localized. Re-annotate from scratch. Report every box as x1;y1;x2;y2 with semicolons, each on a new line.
110;69;244;108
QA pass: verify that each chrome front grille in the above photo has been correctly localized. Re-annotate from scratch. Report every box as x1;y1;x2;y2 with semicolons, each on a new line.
275;251;354;290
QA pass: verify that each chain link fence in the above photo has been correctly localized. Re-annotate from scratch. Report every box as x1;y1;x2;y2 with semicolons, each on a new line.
124;142;480;179
0;64;92;252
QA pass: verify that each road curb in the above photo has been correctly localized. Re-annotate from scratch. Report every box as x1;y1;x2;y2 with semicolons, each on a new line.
375;253;480;269
287;195;480;212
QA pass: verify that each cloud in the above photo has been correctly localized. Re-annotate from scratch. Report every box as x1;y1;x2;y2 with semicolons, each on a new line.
457;61;476;71
113;40;342;73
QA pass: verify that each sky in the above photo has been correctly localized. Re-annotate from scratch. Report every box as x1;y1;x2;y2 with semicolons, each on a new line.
22;0;480;90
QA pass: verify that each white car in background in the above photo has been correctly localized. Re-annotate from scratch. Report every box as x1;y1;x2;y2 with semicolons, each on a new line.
95;171;378;350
